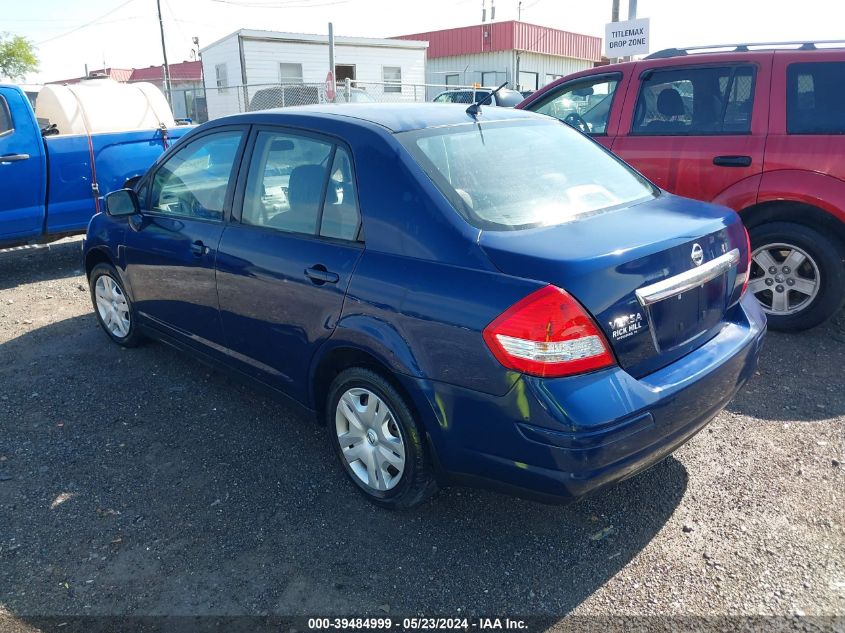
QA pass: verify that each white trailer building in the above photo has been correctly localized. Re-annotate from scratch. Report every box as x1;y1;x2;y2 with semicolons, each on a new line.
200;29;428;119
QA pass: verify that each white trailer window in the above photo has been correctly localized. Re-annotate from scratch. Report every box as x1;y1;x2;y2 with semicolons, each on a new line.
383;66;402;93
215;63;229;93
279;63;303;84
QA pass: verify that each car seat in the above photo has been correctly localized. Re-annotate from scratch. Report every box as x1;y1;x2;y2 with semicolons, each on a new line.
266;164;328;234
645;88;688;133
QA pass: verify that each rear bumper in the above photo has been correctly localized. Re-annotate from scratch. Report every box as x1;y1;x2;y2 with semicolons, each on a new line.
404;294;766;502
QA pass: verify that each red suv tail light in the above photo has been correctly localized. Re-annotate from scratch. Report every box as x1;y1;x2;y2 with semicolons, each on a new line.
482;285;615;378
740;225;752;296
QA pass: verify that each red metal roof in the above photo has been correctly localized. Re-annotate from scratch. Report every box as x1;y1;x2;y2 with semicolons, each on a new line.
129;60;202;82
47;61;202;85
393;20;601;62
47;67;133;85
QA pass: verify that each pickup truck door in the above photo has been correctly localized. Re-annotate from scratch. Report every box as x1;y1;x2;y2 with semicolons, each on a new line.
0;87;46;244
611;59;769;203
123;127;247;352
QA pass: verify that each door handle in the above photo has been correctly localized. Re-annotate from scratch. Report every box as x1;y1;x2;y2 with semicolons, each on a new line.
305;265;339;285
190;240;208;256
0;153;30;163
713;155;752;167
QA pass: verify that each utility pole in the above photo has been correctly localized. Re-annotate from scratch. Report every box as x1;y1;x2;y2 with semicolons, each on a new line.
156;0;172;106
518;0;521;21
626;0;637;61
328;22;335;101
611;0;620;62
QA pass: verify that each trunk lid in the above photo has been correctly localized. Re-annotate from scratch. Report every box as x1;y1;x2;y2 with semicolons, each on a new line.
479;194;748;378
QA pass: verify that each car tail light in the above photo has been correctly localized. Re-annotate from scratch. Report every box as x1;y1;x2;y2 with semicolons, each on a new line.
740;225;752;296
482;285;615;378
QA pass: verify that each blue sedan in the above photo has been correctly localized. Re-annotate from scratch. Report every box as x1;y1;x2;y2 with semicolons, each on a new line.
83;103;766;508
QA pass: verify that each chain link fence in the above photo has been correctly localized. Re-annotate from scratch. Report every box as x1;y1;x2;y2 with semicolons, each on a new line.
204;80;500;120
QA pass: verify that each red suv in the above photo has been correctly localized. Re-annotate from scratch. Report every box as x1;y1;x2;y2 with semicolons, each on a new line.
519;43;845;331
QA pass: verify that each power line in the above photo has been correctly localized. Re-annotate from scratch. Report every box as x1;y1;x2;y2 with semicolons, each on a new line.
36;0;139;44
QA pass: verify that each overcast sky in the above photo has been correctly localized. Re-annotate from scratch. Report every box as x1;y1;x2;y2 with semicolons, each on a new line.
7;0;845;83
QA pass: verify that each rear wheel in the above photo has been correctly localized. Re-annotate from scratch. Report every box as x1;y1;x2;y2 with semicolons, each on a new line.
327;368;438;509
747;222;845;331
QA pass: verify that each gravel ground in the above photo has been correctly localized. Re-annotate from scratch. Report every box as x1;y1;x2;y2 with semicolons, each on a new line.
0;239;843;630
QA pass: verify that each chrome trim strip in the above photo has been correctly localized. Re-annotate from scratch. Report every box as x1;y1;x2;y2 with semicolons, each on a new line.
635;248;740;307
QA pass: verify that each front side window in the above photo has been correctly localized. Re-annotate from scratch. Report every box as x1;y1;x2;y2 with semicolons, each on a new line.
0;97;12;135
631;65;756;135
242;131;359;240
400;119;655;231
150;130;243;221
530;74;620;135
787;62;845;134
383;66;402;93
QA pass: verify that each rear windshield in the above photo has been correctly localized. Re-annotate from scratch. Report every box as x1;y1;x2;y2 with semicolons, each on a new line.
399;119;655;230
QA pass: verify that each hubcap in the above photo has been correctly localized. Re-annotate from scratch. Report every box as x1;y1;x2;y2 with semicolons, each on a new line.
748;243;820;316
94;275;131;338
335;388;406;492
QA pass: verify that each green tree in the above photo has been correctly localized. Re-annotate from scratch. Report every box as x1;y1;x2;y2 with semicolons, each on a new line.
0;33;38;81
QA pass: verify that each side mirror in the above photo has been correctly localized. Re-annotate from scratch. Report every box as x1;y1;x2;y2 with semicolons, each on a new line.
105;189;140;217
123;175;142;190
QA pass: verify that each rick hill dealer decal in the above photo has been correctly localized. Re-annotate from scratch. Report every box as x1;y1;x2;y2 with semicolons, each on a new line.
609;312;645;341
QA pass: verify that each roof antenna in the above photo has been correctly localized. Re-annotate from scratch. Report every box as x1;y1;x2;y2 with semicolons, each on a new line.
466;82;508;118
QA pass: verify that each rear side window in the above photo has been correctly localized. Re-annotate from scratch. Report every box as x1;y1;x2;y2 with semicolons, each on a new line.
787;62;845;134
241;131;361;240
632;65;756;135
0;97;12;135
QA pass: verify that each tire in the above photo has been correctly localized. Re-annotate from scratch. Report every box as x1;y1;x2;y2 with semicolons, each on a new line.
88;263;144;347
748;222;845;331
326;368;438;509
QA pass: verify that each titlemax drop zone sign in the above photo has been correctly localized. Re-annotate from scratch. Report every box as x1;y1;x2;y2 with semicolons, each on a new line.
605;17;650;58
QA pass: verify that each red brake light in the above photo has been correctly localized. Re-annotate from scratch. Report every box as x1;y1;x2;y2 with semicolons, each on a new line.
740;225;752;296
482;285;615;378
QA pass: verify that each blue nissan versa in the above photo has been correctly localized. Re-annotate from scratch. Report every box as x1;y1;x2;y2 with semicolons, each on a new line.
83;103;766;508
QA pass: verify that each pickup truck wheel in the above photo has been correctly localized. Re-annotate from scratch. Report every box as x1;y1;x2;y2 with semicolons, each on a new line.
89;263;143;347
327;368;438;509
748;222;845;331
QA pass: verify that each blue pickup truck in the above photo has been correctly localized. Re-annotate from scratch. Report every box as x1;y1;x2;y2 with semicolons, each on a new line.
0;84;191;249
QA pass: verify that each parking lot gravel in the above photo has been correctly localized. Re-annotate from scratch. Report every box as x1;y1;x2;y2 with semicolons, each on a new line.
0;239;843;630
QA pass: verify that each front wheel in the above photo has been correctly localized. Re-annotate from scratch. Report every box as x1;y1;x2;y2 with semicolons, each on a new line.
327;368;438;509
747;222;845;331
88;263;144;347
